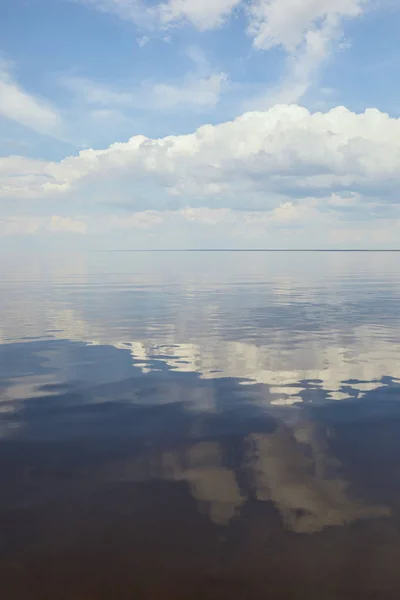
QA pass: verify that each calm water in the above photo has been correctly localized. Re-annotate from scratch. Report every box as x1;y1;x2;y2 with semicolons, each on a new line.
1;251;400;599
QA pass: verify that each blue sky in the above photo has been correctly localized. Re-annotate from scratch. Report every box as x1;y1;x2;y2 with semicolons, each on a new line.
1;0;400;249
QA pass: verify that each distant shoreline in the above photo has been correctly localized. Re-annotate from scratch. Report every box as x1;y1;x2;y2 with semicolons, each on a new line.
110;248;400;252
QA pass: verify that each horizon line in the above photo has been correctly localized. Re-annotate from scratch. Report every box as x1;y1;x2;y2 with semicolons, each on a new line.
109;249;400;252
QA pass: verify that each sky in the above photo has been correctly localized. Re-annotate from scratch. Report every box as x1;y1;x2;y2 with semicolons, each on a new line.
1;0;400;249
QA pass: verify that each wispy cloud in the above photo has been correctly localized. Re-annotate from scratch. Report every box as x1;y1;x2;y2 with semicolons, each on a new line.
0;60;63;138
61;72;227;110
79;0;241;31
157;0;242;30
60;46;227;112
0;215;87;236
247;0;368;52
77;0;372;109
246;0;371;106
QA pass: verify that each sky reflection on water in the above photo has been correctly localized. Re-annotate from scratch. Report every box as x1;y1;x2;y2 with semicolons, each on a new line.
1;251;400;599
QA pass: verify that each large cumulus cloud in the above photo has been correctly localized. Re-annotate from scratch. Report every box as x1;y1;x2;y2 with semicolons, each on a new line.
2;105;400;212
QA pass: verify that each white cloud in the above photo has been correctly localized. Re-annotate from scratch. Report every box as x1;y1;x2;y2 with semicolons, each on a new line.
79;0;153;28
109;211;165;229
148;72;227;109
157;0;242;30
60;47;227;112
71;206;400;251
247;0;370;106
0;62;62;137
0;216;87;236
0;155;73;198
137;35;150;47
267;201;317;222
61;76;134;107
48;215;87;234
100;204;332;244
77;0;372;108
80;0;369;37
80;0;241;31
258;27;335;106
2;104;400;227
247;0;368;51
0;217;42;236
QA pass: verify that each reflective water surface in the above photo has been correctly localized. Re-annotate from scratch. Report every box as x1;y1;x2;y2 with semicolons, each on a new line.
1;251;400;599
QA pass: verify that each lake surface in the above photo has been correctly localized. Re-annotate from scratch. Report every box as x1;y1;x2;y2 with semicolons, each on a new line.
1;251;400;599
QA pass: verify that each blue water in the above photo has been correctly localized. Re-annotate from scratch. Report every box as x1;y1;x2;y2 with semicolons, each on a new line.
1;251;400;598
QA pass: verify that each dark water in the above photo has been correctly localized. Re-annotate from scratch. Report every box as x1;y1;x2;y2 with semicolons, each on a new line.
1;251;400;599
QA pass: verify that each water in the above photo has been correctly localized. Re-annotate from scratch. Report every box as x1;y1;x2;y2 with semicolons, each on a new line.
1;251;400;599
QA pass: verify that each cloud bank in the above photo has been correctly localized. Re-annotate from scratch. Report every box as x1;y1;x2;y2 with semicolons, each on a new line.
2;104;400;205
